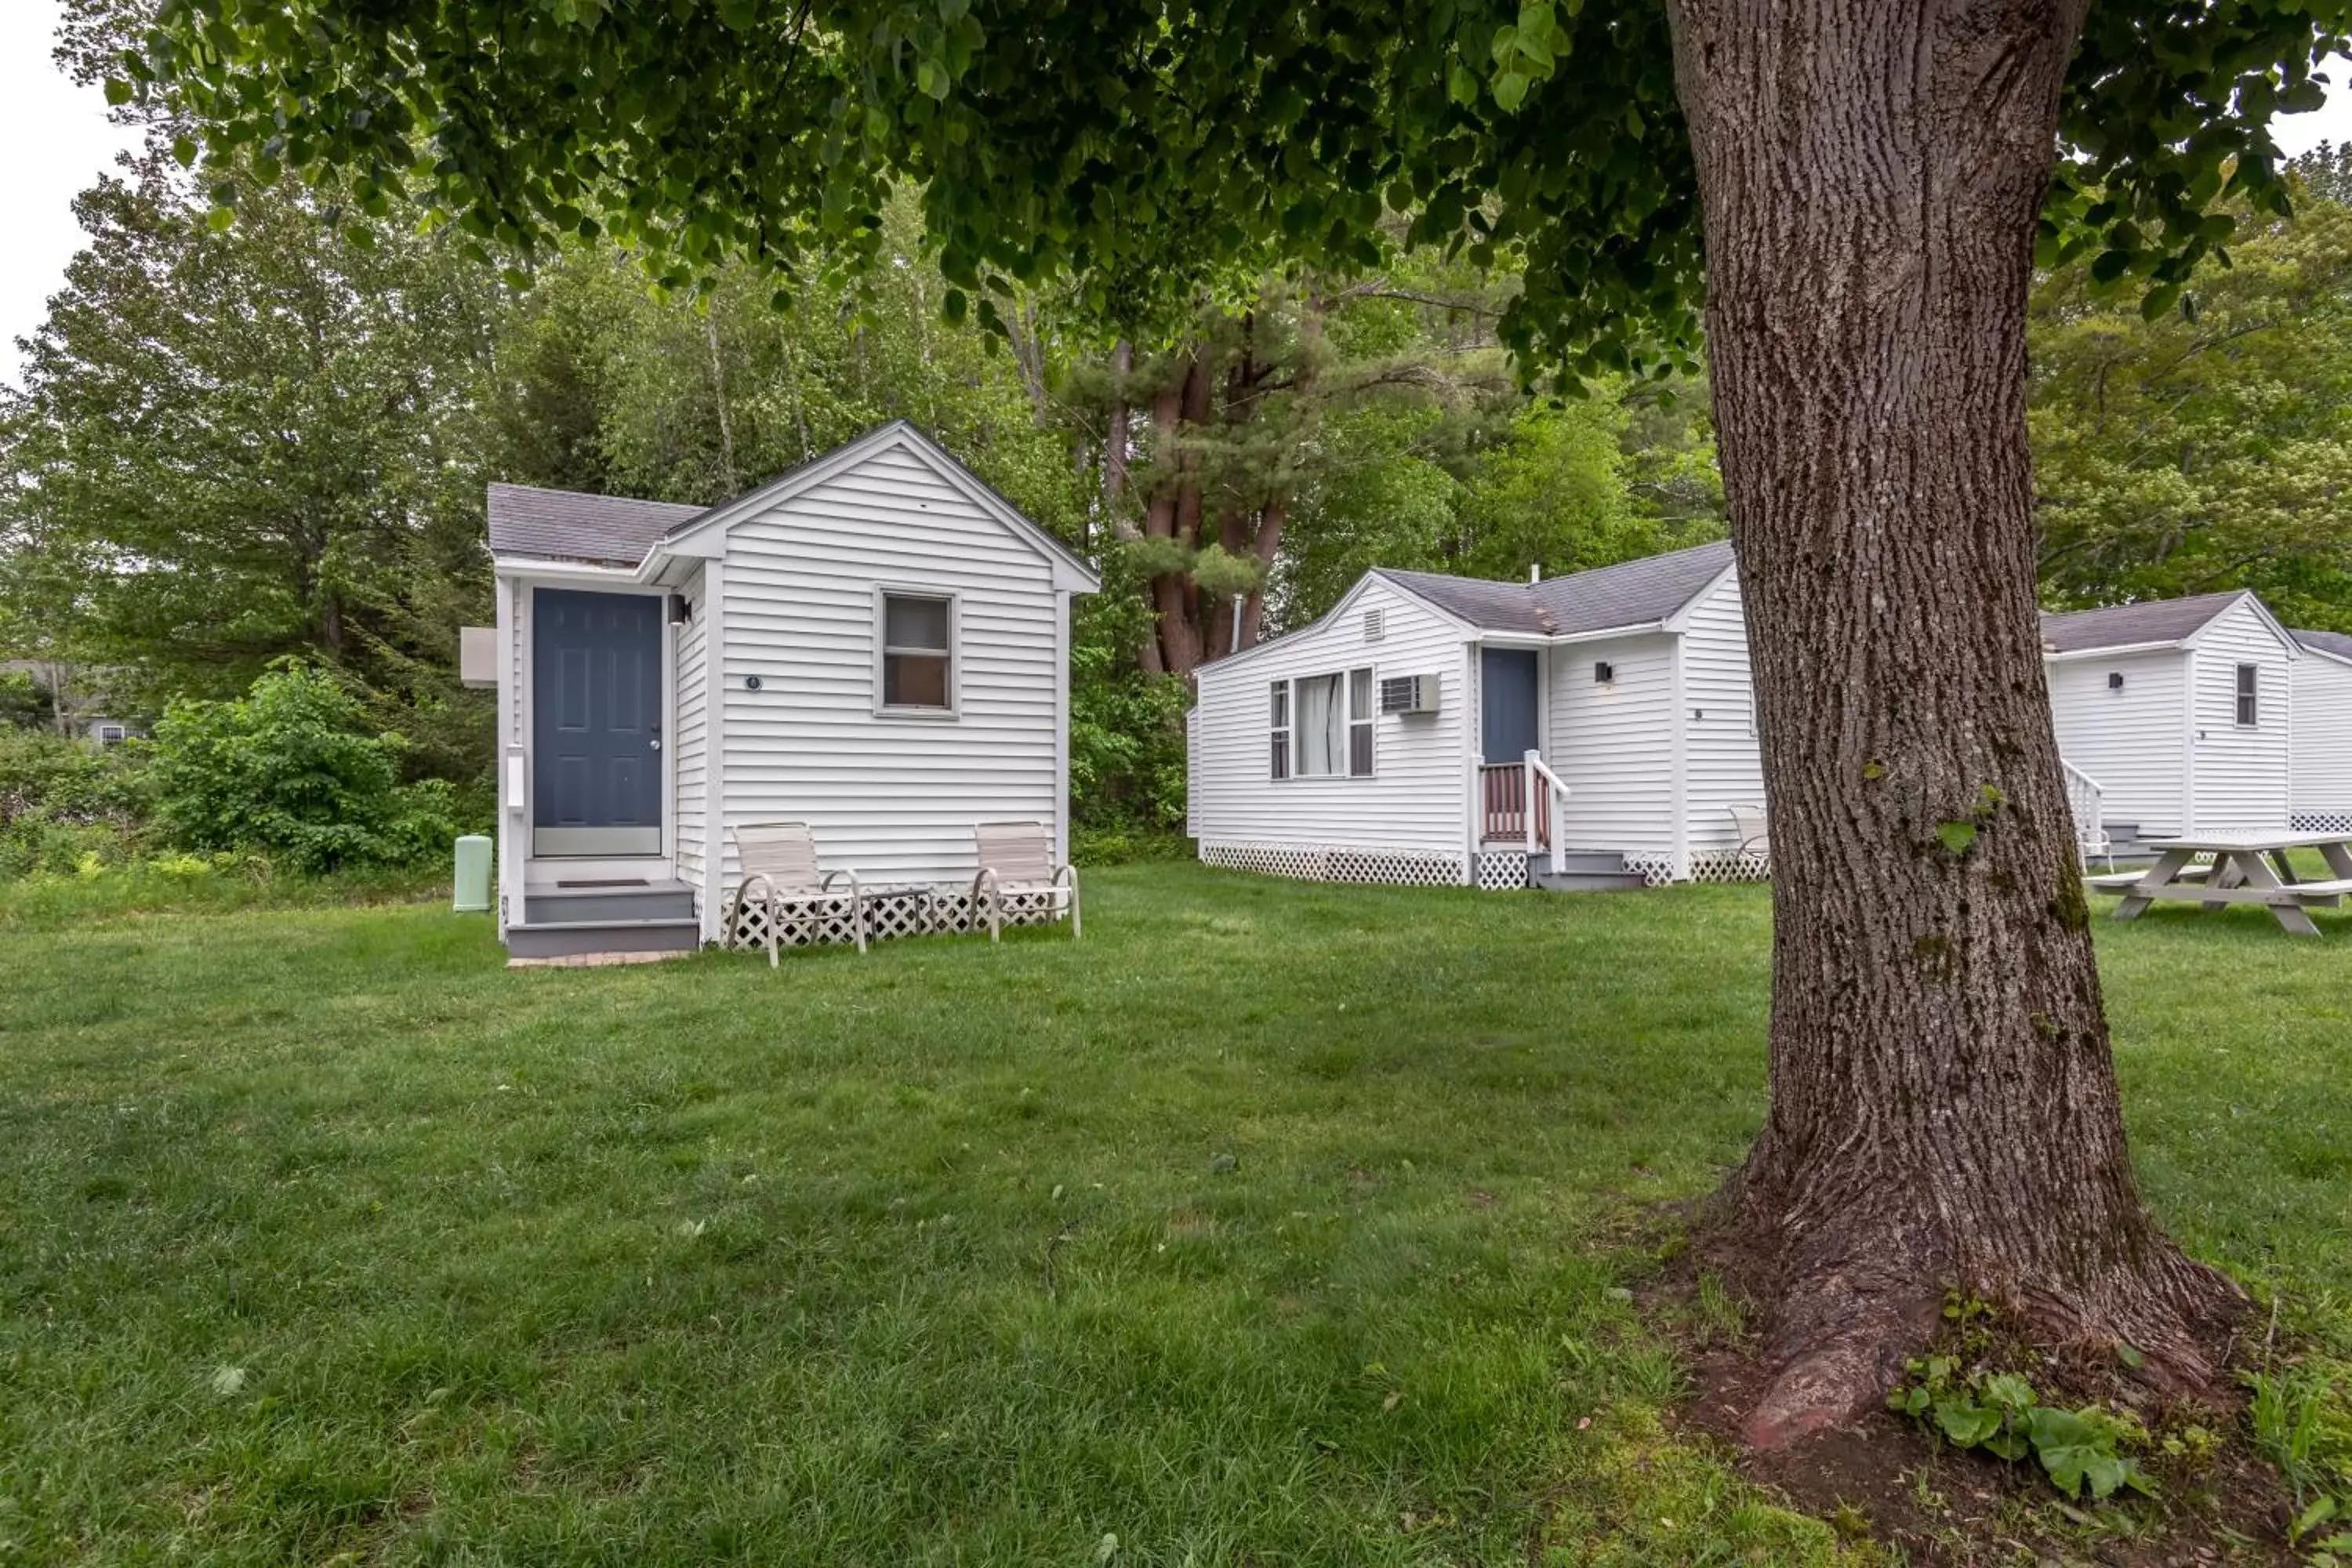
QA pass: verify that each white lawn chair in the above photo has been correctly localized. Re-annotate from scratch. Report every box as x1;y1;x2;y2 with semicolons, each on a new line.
970;821;1080;942
1730;804;1770;873
730;822;866;964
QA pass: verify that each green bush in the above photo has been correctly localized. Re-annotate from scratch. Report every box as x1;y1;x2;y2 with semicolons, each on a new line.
148;662;463;874
0;729;151;877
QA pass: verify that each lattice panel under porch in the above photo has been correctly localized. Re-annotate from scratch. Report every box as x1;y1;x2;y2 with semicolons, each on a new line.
1475;851;1530;891
719;887;1062;950
1199;841;1468;889
1621;854;1680;888
1687;849;1771;884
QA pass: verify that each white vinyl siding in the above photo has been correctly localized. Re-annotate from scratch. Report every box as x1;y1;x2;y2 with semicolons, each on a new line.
716;444;1064;884
1679;574;1765;853
2292;650;2352;825
2045;650;2188;839
2188;597;2293;832
1549;632;1678;855
672;567;708;889
1190;577;1468;855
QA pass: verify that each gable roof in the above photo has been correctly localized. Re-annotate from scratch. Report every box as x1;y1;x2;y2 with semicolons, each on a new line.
2037;590;2279;655
488;421;1097;590
488;483;702;568
2297;627;2352;665
655;420;1098;589
1374;540;1737;637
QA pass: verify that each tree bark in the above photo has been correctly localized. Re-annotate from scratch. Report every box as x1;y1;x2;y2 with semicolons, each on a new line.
1663;0;2242;1447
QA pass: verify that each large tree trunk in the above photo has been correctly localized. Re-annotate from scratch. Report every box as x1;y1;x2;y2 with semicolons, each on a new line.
1663;0;2241;1447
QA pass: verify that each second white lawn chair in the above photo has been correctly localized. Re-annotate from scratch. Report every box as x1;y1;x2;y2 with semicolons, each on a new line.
970;821;1080;942
1730;804;1770;873
730;822;866;964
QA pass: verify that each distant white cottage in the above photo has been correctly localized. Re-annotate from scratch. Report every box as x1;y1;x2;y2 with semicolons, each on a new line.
1190;549;2325;890
2039;591;2302;853
1189;543;1764;890
475;422;1098;957
2292;628;2352;834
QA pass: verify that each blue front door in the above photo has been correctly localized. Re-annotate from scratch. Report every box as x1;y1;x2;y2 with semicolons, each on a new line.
1481;648;1541;762
533;589;663;855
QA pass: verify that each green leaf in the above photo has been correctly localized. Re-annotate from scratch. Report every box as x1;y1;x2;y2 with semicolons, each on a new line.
2139;282;2180;321
942;286;967;324
1492;71;1529;112
103;77;134;107
1935;820;1977;856
1933;1398;2002;1447
1979;1372;2036;1414
2027;1406;2129;1500
171;136;199;168
1446;60;1479;106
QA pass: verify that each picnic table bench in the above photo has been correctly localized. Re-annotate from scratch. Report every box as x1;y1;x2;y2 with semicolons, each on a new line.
2089;832;2352;937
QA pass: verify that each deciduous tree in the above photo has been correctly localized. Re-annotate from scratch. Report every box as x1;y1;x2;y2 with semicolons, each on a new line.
136;0;2352;1443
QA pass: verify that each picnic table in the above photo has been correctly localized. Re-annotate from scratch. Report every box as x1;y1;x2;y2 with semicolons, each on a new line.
2088;832;2352;936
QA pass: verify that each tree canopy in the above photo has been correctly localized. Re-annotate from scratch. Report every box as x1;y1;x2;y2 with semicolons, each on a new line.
128;2;2352;376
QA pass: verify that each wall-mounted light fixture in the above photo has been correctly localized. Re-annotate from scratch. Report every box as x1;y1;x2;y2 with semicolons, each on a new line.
1594;661;1614;684
2108;671;2125;691
668;593;691;625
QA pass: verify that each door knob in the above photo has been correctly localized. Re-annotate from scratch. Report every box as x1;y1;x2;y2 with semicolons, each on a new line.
650;739;662;750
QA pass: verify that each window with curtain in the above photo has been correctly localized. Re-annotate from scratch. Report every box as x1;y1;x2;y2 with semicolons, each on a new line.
1275;669;1374;779
882;593;953;709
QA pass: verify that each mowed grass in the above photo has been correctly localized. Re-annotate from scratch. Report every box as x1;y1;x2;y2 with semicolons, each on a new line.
0;865;2347;1565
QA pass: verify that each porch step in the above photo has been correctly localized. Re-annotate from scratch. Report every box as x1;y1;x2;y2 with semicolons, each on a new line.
505;916;702;961
524;880;697;924
1527;851;1651;894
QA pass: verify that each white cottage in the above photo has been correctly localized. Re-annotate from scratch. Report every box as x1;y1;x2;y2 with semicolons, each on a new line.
2291;628;2352;833
2039;591;2301;851
1188;542;1765;889
476;421;1098;958
1191;550;2315;890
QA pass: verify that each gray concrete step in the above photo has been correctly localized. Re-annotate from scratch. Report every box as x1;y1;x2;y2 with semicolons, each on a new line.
526;881;697;924
1529;869;1653;894
506;917;701;960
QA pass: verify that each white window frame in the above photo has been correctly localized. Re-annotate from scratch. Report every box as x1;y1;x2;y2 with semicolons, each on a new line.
2234;662;2259;728
873;586;960;719
95;723;127;745
1270;667;1375;781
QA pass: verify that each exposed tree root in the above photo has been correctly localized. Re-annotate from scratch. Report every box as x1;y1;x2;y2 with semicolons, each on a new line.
1693;1191;2249;1452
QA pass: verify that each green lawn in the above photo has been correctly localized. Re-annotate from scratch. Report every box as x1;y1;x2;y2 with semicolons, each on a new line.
2;865;2347;1565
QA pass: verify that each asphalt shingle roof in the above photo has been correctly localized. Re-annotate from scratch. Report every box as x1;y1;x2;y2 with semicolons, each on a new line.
2036;592;2244;654
488;482;706;568
1374;540;1736;636
2296;626;2352;662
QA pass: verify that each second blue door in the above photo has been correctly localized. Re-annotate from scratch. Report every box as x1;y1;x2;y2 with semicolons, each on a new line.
1481;648;1540;763
534;589;663;855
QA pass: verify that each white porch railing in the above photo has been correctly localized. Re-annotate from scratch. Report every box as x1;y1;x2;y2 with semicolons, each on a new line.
1477;750;1572;876
2061;758;2110;869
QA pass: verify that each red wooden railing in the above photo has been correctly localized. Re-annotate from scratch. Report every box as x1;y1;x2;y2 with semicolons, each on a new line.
1479;761;1551;848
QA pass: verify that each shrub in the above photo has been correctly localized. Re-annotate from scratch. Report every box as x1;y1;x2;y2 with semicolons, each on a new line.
0;729;150;877
148;662;462;873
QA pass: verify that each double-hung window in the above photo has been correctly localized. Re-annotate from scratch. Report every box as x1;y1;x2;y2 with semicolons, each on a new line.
1271;668;1374;779
2235;663;2259;727
880;593;953;711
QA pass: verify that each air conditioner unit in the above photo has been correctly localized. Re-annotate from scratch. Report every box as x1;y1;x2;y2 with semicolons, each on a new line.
1379;674;1439;715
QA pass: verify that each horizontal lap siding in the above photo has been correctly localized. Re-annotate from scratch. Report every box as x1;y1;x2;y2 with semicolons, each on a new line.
1190;579;1468;855
1679;577;1766;850
718;447;1060;884
2292;655;2352;821
2047;651;2186;837
673;567;707;887
1551;632;1676;854
2190;599;2292;832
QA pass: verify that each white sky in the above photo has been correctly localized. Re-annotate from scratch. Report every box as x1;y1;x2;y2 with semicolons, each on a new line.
4;0;2352;388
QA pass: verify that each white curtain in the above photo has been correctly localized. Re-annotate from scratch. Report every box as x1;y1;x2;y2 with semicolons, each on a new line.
1295;673;1345;775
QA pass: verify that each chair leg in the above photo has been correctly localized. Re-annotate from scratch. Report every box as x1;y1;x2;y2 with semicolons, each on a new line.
989;891;1002;943
851;895;868;954
764;895;779;969
1069;882;1081;941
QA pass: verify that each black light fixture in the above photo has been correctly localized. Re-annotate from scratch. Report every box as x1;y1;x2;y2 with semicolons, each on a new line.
2108;670;2125;691
1594;660;1614;684
668;593;691;625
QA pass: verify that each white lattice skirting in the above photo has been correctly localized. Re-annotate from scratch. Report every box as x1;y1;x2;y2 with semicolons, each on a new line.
1475;851;1530;891
719;887;1065;950
2292;811;2352;835
1687;848;1771;884
1199;842;1467;888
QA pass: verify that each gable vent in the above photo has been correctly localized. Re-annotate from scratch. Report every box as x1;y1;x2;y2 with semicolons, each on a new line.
1363;608;1385;642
